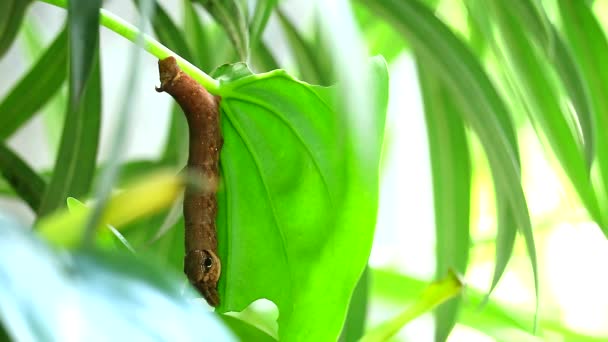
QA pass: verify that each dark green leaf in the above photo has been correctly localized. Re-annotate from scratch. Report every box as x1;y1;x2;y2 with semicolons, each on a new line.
0;215;235;341
558;0;608;235
194;0;249;61
0;142;46;211
248;0;277;48
359;0;539;328
37;0;102;217
339;267;369;342
0;28;68;139
0;0;33;57
220;315;276;342
214;58;388;340
416;58;471;341
20;19;68;159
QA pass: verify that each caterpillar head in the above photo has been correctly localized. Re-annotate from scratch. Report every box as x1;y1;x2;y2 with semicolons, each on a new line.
184;249;221;306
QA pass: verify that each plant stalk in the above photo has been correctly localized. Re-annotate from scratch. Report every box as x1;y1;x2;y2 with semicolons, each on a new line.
38;0;220;94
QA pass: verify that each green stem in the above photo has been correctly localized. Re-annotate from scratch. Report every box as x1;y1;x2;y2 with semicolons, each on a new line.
39;0;220;94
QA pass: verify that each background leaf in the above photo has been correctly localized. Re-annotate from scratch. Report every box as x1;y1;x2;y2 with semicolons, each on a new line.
248;0;278;49
0;143;46;211
416;58;471;341
0;0;33;57
214;58;388;340
558;0;608;234
193;0;249;61
37;0;102;217
359;0;539;326
0;27;68;139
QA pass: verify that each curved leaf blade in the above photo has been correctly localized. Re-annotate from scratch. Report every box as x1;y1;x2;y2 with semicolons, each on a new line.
37;0;102;217
416;58;471;341
215;59;388;340
0;27;68;139
558;0;608;234
249;0;278;48
0;0;33;57
276;9;325;85
359;0;539;328
194;0;249;61
0;142;46;211
488;0;601;227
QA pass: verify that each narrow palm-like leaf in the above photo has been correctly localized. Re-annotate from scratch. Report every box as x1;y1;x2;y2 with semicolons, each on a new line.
183;0;211;71
37;0;102;217
358;0;539;327
193;0;249;61
504;0;594;169
21;19;68;158
133;0;192;61
249;0;278;48
558;0;608;234
488;0;601;227
0;142;46;211
276;9;326;85
0;28;68;138
417;58;471;341
0;0;33;57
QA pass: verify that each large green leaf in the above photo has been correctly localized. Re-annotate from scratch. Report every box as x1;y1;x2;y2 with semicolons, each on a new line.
359;0;539;326
0;142;46;211
0;27;68;139
193;0;249;61
0;0;32;57
37;0;102;217
214;58;388;340
558;0;608;234
0;214;236;341
416;58;471;341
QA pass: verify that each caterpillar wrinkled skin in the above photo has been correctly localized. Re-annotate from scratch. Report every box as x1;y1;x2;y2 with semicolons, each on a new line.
156;56;222;307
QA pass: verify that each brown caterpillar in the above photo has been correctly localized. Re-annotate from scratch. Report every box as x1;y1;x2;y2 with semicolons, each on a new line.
156;56;222;306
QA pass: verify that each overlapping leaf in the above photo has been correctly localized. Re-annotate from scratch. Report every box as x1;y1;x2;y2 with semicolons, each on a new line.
417;58;471;341
37;0;102;217
0;0;33;57
214;58;388;340
0;28;68;139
